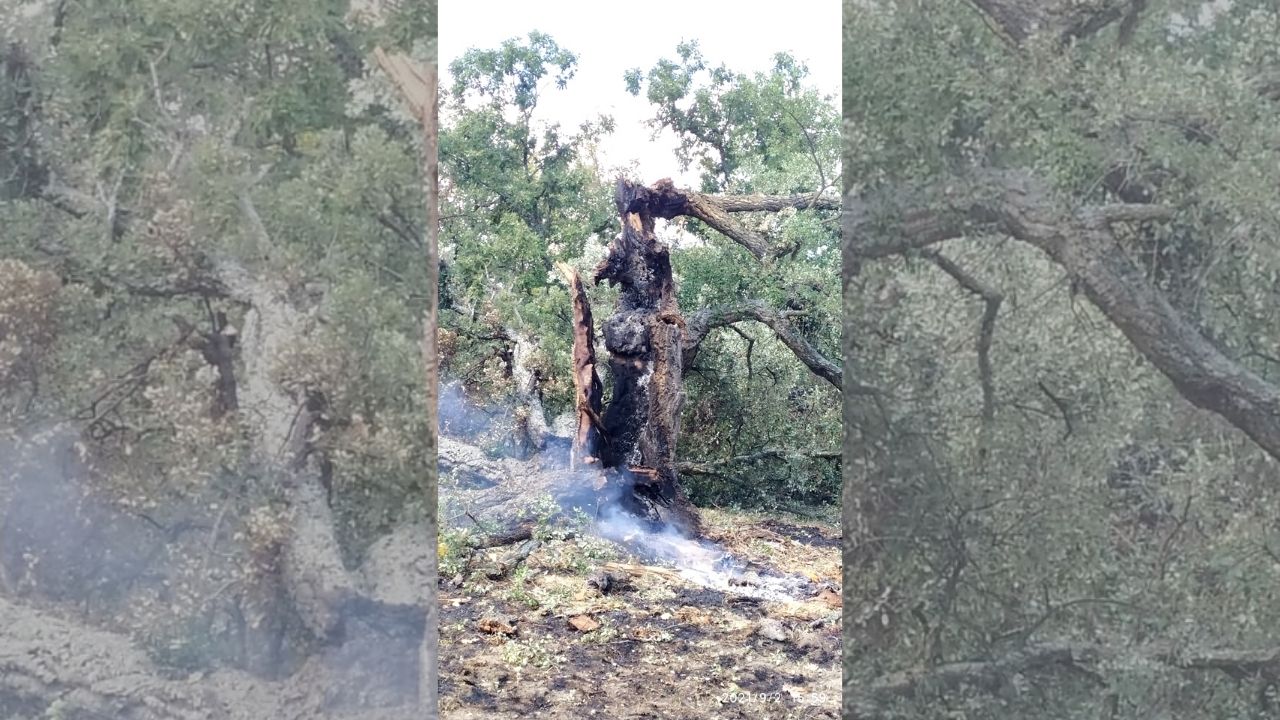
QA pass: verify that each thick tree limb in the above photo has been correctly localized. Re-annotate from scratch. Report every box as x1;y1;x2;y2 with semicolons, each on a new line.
685;300;842;389
622;180;837;261
680;193;774;260
846;168;1280;462
710;192;839;213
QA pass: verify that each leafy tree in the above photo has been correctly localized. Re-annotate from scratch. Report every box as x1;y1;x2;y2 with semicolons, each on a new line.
843;2;1280;717
440;35;842;512
0;0;438;714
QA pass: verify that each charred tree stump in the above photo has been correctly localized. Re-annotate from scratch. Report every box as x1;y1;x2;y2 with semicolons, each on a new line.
591;178;701;536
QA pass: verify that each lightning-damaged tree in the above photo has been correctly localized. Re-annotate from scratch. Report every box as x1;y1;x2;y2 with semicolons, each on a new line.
441;36;842;523
564;178;839;536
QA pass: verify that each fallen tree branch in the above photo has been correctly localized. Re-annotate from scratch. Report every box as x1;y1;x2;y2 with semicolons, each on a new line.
470;521;534;549
603;561;686;584
676;448;841;476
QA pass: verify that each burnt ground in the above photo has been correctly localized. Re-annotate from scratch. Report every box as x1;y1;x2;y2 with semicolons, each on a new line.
437;508;841;719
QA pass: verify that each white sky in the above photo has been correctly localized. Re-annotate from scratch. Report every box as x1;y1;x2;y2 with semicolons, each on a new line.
440;1;841;187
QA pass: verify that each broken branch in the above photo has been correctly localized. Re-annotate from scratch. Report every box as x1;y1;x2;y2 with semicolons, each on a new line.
685;300;842;389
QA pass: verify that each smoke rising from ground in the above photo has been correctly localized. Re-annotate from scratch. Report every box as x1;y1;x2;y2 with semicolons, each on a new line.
439;381;814;603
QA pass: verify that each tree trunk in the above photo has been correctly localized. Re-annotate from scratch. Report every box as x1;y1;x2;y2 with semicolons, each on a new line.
592;178;701;535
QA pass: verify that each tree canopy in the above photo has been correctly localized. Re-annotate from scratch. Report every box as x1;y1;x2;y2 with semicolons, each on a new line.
1;0;438;712
439;34;842;511
843;1;1280;717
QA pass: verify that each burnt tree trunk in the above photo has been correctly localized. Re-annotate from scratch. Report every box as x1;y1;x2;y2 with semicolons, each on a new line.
551;179;838;534
591;178;701;535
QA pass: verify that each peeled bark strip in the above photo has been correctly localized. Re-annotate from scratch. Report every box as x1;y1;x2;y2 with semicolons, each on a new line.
555;262;604;468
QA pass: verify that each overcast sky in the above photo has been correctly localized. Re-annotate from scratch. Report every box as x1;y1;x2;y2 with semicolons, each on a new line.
439;1;841;187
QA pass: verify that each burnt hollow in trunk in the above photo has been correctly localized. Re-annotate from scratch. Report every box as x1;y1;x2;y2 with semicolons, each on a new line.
589;178;701;536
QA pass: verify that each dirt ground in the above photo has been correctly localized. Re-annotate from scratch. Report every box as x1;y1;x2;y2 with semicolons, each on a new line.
438;508;842;719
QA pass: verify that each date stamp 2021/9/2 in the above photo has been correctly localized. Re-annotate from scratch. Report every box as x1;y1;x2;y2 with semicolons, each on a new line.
717;690;784;706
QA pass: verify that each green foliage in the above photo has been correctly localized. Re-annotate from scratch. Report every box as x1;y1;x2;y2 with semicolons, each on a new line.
442;35;840;512
628;41;839;193
845;2;1280;717
0;0;436;668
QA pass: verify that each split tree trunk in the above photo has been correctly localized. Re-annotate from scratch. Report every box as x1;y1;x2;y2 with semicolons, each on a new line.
589;178;701;535
550;179;837;534
557;261;604;469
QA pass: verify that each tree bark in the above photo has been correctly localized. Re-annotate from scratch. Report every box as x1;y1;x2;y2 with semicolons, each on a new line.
845;168;1280;463
556;262;604;468
593;178;700;534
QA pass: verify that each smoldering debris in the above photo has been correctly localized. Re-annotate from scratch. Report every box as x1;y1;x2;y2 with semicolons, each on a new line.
593;503;816;603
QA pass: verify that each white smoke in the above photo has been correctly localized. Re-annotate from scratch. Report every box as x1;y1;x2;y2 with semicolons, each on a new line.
593;504;813;604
